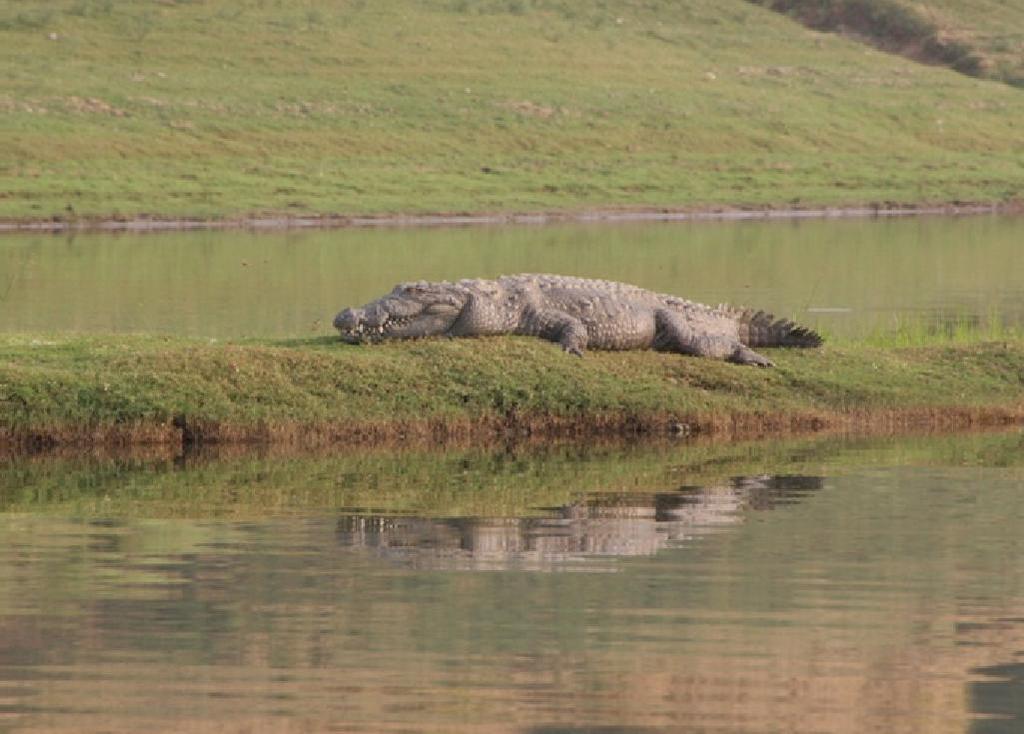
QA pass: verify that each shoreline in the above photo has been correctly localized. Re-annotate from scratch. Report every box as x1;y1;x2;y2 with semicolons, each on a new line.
3;335;1022;454
5;417;1020;464
3;403;1023;456
0;202;1011;235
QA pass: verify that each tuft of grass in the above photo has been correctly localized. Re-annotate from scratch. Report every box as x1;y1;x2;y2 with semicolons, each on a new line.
839;311;1022;348
0;7;56;30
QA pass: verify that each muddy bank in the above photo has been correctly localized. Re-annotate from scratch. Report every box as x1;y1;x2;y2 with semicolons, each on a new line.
3;403;1023;456
0;203;1008;234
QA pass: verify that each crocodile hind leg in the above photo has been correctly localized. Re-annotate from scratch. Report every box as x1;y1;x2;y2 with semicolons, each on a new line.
654;309;774;367
728;344;774;367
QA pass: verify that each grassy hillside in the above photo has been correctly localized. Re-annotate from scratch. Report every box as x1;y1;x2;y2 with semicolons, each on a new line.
753;0;1024;85
2;0;1023;221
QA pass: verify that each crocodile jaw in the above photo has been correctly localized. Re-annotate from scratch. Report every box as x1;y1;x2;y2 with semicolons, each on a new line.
333;303;462;343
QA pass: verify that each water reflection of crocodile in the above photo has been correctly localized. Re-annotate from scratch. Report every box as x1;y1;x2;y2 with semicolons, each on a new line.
335;475;823;570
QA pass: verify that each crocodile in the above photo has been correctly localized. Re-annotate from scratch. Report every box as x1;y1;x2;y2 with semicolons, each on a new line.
333;274;822;366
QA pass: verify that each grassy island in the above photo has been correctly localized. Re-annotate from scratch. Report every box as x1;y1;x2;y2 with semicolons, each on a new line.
3;1;1023;448
2;334;1022;449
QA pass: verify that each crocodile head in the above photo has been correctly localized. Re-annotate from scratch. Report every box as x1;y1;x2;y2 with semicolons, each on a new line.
333;282;468;343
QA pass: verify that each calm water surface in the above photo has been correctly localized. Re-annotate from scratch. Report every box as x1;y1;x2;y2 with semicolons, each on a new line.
1;214;1023;338
1;431;1023;733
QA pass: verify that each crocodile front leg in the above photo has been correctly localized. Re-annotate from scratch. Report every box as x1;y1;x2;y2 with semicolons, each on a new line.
520;308;589;356
654;309;773;367
448;292;511;338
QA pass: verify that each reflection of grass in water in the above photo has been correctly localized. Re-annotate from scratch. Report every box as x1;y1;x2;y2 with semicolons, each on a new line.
2;430;1022;519
3;432;1024;733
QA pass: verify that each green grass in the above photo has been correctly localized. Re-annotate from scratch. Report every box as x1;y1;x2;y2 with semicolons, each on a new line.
2;0;1024;221
919;0;1024;84
2;333;1022;446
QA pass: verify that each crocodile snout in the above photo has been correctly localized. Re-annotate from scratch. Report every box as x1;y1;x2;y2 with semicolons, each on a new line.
335;307;376;343
333;308;361;332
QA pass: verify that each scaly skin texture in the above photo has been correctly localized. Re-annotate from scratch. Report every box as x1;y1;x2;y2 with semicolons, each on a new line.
333;274;822;366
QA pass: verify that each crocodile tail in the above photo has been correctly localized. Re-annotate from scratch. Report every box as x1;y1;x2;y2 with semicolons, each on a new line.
733;308;823;348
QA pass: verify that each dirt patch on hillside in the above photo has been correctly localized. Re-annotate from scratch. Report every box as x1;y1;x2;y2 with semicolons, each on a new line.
750;0;998;80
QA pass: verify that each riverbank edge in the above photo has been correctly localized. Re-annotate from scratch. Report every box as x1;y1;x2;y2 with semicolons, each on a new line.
3;336;1023;453
3;404;1024;454
0;202;1013;234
